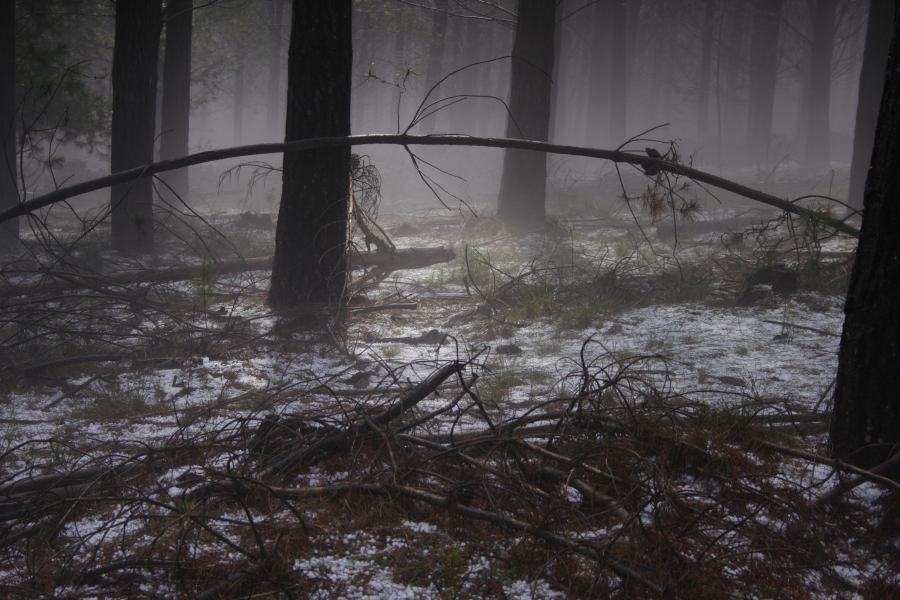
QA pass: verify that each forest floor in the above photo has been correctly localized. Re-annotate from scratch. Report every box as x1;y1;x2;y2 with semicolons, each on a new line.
0;189;897;598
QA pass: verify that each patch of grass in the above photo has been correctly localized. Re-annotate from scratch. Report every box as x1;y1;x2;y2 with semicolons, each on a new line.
71;380;154;421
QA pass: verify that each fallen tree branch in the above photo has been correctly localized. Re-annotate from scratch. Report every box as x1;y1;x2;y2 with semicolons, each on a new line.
815;451;900;506
0;134;859;237
267;480;664;595
754;439;900;493
0;247;454;299
760;319;840;337
266;361;465;472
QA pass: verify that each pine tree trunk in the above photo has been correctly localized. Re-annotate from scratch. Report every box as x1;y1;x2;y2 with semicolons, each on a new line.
268;0;352;308
159;0;192;204
110;0;163;255
418;0;449;133
804;0;837;170
391;10;406;132
266;0;286;140
848;0;895;210
1;0;17;247
587;3;613;146
720;1;747;165
649;0;670;123
831;6;900;469
232;43;245;146
696;0;715;144
747;0;782;167
608;0;628;144
496;0;555;229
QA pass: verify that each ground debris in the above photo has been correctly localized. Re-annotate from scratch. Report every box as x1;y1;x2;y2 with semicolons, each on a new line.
1;350;896;599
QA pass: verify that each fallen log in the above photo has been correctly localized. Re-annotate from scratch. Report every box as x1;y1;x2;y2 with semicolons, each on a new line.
0;247;454;299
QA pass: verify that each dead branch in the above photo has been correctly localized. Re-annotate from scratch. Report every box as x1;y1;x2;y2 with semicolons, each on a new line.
815;451;900;506
266;361;465;473
0;247;454;299
0;134;859;237
755;439;900;493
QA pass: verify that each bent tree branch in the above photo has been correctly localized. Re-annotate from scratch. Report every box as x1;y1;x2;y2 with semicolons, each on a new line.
0;134;859;237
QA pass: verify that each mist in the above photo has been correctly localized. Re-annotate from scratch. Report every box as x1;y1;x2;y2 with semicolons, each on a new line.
13;0;872;220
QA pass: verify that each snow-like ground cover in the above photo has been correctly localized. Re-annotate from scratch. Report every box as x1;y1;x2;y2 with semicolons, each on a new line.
3;209;894;599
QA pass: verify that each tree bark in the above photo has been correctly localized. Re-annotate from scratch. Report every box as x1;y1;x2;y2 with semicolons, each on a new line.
831;6;900;469
0;0;17;247
608;0;628;144
232;39;245;146
697;0;716;144
747;0;783;167
266;0;286;140
497;0;555;230
649;0;670;123
159;0;193;204
587;2;612;146
418;0;449;133
804;0;837;170
719;1;747;164
390;8;407;132
848;0;895;210
110;0;163;255
268;0;352;308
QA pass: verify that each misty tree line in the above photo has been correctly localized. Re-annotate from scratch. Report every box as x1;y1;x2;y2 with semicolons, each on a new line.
0;2;898;475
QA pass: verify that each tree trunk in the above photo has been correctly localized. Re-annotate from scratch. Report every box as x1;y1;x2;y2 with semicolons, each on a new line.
159;0;192;205
804;0;837;170
649;0;670;123
608;0;628;144
719;1;747;164
110;0;163;255
1;0;17;247
496;0;555;229
831;6;900;469
268;0;352;308
848;0;895;210
266;0;286;140
232;42;245;146
697;0;716;144
417;0;449;133
747;0;783;167
391;10;406;132
587;3;613;146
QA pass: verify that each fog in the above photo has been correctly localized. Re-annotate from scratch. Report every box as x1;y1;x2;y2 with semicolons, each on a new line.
13;0;873;218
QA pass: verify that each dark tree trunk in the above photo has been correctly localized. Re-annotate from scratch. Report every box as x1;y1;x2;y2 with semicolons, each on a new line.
649;0;671;123
831;6;900;469
497;0;555;229
719;1;747;164
587;2;613;146
391;11;406;132
267;0;286;140
625;0;642;83
418;0;449;133
268;0;352;308
1;0;17;247
110;0;163;255
804;0;837;170
697;0;716;143
608;0;628;144
747;0;782;166
159;0;193;204
489;24;513;137
848;0;895;210
233;41;245;146
549;0;563;142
